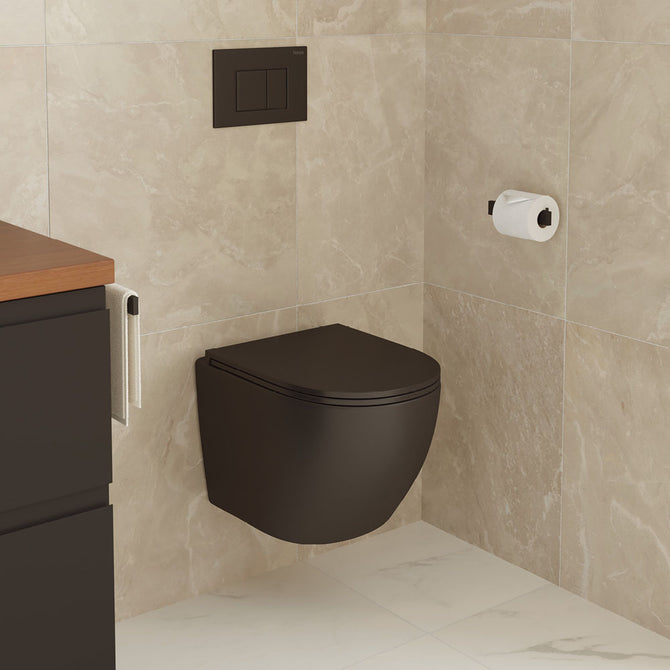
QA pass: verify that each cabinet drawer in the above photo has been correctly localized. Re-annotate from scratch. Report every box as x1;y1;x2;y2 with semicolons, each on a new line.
0;506;115;669
0;309;111;512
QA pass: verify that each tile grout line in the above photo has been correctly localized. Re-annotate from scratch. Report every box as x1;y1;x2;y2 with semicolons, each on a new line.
426;31;670;48
297;281;423;309
566;319;668;350
421;25;427;355
434;584;551;633
34;32;426;49
294;32;300;335
140;283;423;337
424;282;566;322
306;541;551;670
303;535;549;637
558;0;575;589
297;561;427;641
294;1;300;338
427;30;570;43
294;8;299;568
424;282;669;350
5;32;670;50
43;0;51;238
426;634;491;669
337;636;434;670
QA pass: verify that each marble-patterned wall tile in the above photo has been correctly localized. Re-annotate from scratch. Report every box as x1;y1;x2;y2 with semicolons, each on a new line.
0;47;48;234
296;284;424;558
298;35;424;304
112;309;297;621
574;0;670;44
298;0;425;36
47;41;297;334
427;0;571;38
46;0;296;44
562;323;670;638
422;285;564;582
568;42;670;346
0;0;45;44
425;35;570;317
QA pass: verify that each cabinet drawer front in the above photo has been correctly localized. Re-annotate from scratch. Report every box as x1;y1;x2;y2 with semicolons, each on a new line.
0;309;111;512
0;506;115;669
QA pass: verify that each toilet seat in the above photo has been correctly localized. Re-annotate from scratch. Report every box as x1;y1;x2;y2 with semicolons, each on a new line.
205;324;440;406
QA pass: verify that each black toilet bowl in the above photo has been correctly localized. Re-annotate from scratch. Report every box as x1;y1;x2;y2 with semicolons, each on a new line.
195;324;441;544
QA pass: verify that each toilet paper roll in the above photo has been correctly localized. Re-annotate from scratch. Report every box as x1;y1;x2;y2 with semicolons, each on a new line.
492;190;560;242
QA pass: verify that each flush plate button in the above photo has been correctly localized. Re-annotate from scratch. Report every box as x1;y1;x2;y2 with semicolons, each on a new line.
267;69;288;110
236;70;267;112
214;47;306;128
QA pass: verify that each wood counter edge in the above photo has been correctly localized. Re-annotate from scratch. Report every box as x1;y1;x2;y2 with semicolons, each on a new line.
0;259;115;302
0;221;115;302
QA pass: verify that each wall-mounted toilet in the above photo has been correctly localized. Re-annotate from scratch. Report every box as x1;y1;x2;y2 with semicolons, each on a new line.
195;324;440;544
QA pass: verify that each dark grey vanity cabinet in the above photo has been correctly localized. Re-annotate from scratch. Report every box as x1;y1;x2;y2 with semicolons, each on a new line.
0;286;116;670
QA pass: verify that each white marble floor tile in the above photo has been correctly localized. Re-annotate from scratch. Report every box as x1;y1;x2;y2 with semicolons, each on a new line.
437;584;670;669
309;521;547;631
116;563;421;670
345;635;487;669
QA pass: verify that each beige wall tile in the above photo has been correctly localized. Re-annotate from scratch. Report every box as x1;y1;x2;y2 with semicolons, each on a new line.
568;42;670;346
574;0;670;44
427;0;571;38
296;284;424;558
0;0;45;44
47;41;297;334
46;0;296;44
298;0;425;36
298;35;424;303
422;285;564;582
0;47;48;234
425;35;569;316
112;309;297;621
561;323;670;638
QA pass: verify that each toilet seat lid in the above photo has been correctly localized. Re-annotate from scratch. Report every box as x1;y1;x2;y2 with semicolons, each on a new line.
206;324;440;401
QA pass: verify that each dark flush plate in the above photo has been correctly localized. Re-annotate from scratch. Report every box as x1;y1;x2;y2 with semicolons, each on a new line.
213;47;307;128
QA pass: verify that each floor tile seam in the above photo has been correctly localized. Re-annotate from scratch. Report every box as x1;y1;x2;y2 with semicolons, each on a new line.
302;534;482;588
336;634;435;670
302;541;544;636
432;584;552;636
296;561;426;637
426;632;491;669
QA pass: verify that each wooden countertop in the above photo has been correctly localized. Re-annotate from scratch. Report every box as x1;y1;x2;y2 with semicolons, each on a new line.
0;220;114;302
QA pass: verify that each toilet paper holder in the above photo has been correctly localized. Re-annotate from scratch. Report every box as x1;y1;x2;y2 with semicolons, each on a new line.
488;199;552;229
